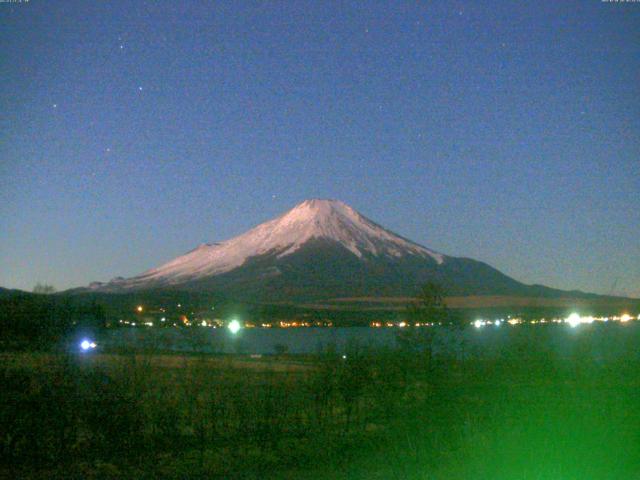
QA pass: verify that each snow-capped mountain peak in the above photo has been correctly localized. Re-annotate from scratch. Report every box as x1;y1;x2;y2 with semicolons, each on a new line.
264;199;443;260
94;199;444;290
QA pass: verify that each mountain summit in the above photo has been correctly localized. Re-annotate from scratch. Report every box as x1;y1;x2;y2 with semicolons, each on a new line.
220;198;445;263
87;199;567;300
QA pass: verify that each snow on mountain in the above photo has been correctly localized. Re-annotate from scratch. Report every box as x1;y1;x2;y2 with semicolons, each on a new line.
98;199;444;290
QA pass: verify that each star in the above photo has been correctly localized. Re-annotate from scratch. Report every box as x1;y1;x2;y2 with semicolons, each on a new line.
52;103;57;108
138;86;143;91
120;44;124;49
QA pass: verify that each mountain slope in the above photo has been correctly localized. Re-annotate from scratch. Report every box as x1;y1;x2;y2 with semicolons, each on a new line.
85;199;589;301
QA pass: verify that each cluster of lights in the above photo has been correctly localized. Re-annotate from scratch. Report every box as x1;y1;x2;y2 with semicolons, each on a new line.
370;321;438;328
197;319;224;328
473;319;503;328
564;312;639;327
565;312;636;327
125;304;332;329
120;305;638;330
472;313;638;329
276;320;322;328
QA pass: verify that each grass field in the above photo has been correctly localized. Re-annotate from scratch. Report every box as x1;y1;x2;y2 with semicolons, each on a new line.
2;327;639;479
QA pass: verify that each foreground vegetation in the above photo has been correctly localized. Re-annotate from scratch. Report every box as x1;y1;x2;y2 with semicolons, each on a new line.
1;326;640;479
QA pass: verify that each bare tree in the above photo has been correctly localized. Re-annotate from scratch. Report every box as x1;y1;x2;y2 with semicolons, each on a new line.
410;282;448;324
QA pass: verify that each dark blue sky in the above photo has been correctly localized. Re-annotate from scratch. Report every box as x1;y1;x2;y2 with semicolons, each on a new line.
1;1;638;296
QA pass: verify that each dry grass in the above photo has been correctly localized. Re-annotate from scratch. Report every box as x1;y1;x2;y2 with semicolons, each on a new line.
0;351;312;373
324;294;639;309
3;333;640;479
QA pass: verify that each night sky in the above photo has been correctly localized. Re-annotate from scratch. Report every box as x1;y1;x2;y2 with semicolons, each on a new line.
1;1;638;297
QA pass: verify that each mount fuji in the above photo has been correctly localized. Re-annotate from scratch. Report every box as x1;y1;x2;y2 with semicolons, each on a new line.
85;199;577;301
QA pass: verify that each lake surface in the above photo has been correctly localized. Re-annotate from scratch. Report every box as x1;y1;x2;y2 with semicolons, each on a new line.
99;323;640;360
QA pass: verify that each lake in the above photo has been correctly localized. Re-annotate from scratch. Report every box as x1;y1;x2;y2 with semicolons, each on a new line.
97;322;640;360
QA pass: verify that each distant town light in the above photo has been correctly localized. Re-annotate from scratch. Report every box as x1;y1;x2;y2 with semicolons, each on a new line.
228;319;241;334
620;313;632;323
136;305;143;313
473;319;483;329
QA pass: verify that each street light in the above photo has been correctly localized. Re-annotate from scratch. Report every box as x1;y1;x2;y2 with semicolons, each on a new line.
228;319;241;334
80;339;97;351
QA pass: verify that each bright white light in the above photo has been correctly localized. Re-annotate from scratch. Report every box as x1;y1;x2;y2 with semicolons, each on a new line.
342;355;347;360
567;313;581;328
494;320;501;327
228;319;241;334
398;321;406;328
620;314;632;323
474;319;483;329
80;339;96;351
